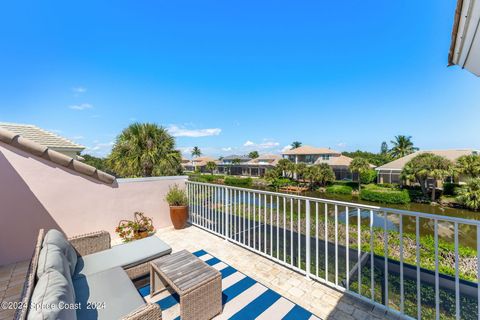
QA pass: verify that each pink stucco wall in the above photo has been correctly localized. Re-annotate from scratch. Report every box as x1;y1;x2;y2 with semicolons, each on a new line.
0;142;186;266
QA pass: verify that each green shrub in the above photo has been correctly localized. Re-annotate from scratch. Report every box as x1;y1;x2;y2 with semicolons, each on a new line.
360;185;410;204
271;178;292;189
443;182;461;196
326;184;353;195
224;177;252;187
333;181;358;190
359;169;377;184
376;183;399;189
165;184;188;206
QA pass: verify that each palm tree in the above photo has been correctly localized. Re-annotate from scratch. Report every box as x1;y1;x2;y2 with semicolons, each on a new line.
380;141;388;155
294;163;307;181
317;163;336;186
349;157;371;191
291;141;302;149
401;153;453;201
248;151;259;159
205;161;217;175
107;123;182;177
456;154;480;178
277;159;294;178
191;146;202;171
457;178;480;210
389;135;418;159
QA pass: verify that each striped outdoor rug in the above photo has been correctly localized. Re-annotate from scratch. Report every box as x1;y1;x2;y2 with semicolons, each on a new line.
138;250;321;320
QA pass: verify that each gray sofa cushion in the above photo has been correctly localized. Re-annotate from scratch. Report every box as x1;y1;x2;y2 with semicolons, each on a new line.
43;229;77;275
37;244;75;299
74;235;171;277
28;270;76;320
73;267;145;320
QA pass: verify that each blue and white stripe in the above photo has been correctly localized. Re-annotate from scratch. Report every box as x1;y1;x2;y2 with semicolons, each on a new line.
138;250;321;320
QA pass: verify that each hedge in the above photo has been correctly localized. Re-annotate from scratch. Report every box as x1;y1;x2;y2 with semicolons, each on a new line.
332;181;358;190
326;184;353;195
359;169;377;184
360;185;410;204
224;177;253;187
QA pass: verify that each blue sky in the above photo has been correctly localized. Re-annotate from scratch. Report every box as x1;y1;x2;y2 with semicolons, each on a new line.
0;0;479;158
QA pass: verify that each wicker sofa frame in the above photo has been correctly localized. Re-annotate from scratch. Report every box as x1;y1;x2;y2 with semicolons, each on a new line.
14;229;162;320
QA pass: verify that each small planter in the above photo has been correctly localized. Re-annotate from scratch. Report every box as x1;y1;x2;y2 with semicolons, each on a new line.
134;229;149;239
170;205;188;229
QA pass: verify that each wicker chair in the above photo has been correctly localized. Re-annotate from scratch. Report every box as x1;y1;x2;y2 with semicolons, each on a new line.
15;229;163;320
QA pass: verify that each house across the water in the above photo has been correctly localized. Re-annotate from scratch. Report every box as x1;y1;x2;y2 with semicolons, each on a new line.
376;149;480;185
281;145;358;180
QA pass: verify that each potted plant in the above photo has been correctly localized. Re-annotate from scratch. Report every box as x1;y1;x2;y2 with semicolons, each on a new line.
165;184;189;229
116;212;155;242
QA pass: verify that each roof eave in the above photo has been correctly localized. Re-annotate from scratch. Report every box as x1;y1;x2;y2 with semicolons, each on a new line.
448;0;465;66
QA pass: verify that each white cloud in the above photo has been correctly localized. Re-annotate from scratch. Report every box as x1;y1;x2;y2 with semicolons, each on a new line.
243;139;280;149
69;103;93;111
167;125;221;137
281;145;292;152
84;141;114;157
72;86;87;94
222;147;232;152
337;142;347;148
71;135;84;140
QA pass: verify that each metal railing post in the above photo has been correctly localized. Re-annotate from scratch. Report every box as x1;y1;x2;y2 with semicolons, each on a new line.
224;187;229;241
306;199;311;279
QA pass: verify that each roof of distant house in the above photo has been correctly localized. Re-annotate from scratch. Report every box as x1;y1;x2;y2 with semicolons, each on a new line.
247;154;281;166
182;156;218;167
0;127;115;184
222;155;251;161
0;122;85;151
376;149;479;171
282;145;340;155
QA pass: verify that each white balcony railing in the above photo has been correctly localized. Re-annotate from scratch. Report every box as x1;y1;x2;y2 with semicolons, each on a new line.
186;181;480;320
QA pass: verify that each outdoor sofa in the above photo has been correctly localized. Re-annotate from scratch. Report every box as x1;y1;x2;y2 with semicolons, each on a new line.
15;228;172;320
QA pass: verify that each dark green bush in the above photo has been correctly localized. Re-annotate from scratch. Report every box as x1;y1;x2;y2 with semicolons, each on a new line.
224;177;252;187
360;169;377;184
326;184;353;195
376;183;399;189
360;185;410;204
443;182;461;196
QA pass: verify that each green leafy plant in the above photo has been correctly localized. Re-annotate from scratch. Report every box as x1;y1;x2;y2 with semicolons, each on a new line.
325;184;353;195
224;177;252;187
456;178;480;210
360;184;410;204
165;184;188;206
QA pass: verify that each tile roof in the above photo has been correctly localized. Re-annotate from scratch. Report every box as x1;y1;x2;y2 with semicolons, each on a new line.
0;127;115;184
314;154;376;168
182;156;218;167
222;155;252;161
247;154;281;166
0;122;84;150
376;149;479;171
282;145;341;155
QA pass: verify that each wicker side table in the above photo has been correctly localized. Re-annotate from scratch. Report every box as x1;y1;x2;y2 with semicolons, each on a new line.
150;250;222;320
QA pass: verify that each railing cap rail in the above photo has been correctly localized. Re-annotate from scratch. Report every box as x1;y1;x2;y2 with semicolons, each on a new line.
186;180;480;226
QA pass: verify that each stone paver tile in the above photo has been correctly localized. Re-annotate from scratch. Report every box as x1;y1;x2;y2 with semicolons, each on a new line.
352;308;370;320
336;301;355;315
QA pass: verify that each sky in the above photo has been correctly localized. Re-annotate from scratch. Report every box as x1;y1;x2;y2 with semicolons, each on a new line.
0;0;479;158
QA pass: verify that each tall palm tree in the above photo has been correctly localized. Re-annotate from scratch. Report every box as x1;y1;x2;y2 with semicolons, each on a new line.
205;161;217;175
277;159;294;178
291;141;302;149
107;123;182;177
349;157;371;191
389;135;418;159
456;154;480;178
191;146;202;171
401;153;453;201
248;151;259;159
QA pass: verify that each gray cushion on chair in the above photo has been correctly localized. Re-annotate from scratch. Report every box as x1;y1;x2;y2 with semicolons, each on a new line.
28;270;76;320
37;244;75;299
73;267;145;320
43;229;77;275
74;235;171;277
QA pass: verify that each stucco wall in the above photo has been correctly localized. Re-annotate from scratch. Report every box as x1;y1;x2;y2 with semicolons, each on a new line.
0;142;186;266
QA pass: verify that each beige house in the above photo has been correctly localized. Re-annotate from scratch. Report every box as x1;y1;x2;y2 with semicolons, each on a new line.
0;122;85;158
282;145;357;180
376;149;479;185
182;156;218;173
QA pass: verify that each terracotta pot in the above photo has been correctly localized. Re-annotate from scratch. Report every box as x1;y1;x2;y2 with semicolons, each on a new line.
170;205;188;229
